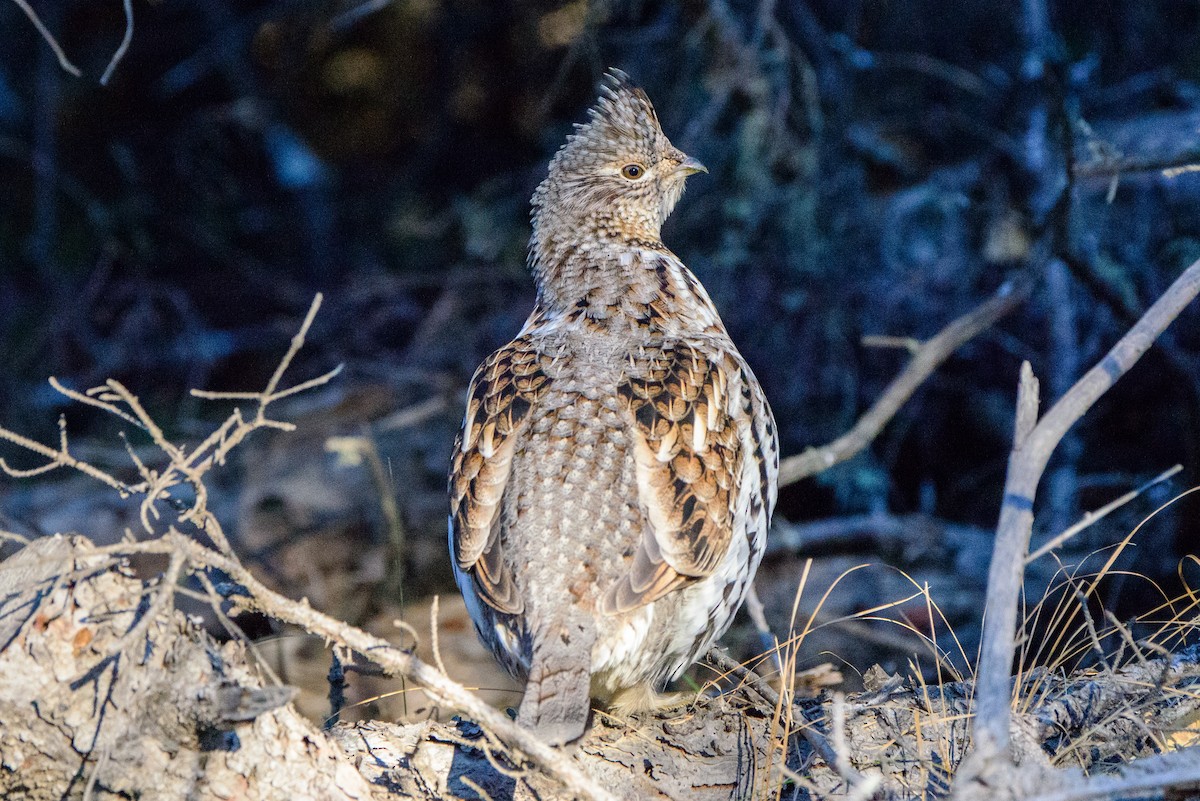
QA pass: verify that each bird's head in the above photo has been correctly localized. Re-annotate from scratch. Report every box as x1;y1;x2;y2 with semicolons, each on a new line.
531;69;705;250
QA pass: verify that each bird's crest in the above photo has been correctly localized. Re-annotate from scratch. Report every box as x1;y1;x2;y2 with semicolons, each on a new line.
529;67;700;295
557;68;664;169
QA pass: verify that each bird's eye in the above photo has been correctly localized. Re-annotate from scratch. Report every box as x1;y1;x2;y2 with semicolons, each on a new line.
621;164;645;179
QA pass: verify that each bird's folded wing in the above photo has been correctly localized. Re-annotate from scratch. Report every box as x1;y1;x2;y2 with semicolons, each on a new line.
449;337;548;615
604;344;754;613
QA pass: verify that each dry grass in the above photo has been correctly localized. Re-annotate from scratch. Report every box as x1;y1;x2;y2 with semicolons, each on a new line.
711;494;1200;800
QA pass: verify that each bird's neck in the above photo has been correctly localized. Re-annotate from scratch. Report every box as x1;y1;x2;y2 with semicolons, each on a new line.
528;219;723;335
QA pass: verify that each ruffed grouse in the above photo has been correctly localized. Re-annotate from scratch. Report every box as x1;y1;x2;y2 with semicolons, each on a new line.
449;69;778;745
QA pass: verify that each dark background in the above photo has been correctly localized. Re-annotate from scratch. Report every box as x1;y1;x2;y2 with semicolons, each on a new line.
2;0;1200;694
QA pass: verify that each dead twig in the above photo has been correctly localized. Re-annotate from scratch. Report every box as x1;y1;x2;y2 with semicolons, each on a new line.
0;415;138;495
93;551;187;678
99;0;133;85
0;294;342;554
1027;463;1182;563
11;0;82;77
706;648;868;792
1024;747;1200;801
13;0;138;84
969;254;1200;769
779;275;1031;485
372;396;447;433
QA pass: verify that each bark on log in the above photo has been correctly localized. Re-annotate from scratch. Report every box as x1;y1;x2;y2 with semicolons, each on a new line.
0;535;372;801
2;535;1199;800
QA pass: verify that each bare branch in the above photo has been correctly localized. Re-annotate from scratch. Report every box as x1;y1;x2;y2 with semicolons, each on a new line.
90;550;186;677
99;0;133;86
1073;109;1200;182
1027;463;1182;563
971;254;1200;764
0;295;340;557
860;334;920;354
373;395;447;432
11;0;82;77
706;648;869;792
265;363;345;403
103;379;184;464
50;378;145;430
329;0;393;32
1013;361;1040;447
262;294;323;408
779;275;1032;485
1025;748;1200;801
0;417;134;494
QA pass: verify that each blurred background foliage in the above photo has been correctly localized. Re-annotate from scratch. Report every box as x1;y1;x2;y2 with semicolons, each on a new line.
3;0;1200;692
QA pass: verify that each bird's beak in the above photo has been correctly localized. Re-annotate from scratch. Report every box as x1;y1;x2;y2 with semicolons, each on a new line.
676;155;708;176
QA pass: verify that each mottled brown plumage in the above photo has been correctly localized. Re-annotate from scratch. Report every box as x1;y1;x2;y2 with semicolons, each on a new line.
449;69;778;745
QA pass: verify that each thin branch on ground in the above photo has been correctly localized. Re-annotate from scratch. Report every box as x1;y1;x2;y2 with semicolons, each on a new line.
1024;747;1200;801
778;274;1032;485
96;551;186;676
706;648;869;792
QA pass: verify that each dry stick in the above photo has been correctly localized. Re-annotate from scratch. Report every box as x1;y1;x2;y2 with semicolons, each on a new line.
458;776;498;801
99;0;133;86
374;395;447;432
429;595;449;676
82;744;112;801
112;551;187;667
356;428;407;597
0;416;135;494
0;530;30;546
2;295;338;548
139;533;616;801
778;275;1032;485
971;254;1200;763
1074;151;1200;181
1026;463;1182;563
193;569;284;688
57;379;146;429
11;0;82;77
99;377;226;545
329;0;394;32
14;0;137;84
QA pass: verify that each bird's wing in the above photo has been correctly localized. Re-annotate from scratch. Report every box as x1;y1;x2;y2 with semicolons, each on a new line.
448;335;549;615
604;343;769;613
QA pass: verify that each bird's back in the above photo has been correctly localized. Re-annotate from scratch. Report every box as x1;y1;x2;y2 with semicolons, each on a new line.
501;324;644;624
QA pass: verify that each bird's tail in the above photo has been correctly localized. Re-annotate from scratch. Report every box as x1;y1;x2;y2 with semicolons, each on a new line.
517;620;595;746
